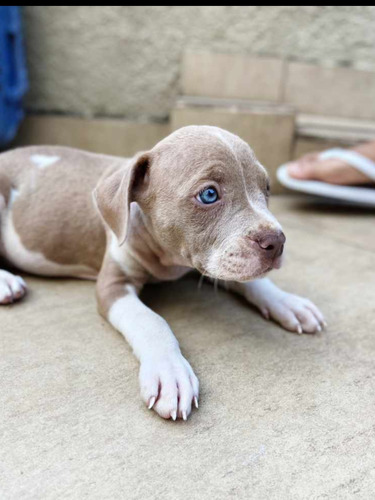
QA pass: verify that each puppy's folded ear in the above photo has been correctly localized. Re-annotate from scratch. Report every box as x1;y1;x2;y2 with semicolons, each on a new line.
93;152;149;245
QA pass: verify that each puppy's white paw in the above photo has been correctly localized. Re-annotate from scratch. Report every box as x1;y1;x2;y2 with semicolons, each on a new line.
139;350;199;421
0;270;27;305
257;291;326;334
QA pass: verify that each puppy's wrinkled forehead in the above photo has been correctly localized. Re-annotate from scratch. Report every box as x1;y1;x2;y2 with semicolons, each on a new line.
151;125;262;178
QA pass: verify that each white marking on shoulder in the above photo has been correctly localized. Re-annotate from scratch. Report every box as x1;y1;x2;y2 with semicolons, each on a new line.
30;154;60;169
109;231;140;276
110;231;122;263
9;188;19;207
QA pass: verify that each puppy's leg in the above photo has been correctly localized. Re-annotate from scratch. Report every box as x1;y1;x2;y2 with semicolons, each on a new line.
228;278;326;334
96;257;199;421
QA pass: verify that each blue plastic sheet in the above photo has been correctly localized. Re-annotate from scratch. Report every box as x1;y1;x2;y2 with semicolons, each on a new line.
0;6;28;147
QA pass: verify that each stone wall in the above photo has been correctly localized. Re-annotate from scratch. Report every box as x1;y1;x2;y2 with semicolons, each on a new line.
23;6;375;121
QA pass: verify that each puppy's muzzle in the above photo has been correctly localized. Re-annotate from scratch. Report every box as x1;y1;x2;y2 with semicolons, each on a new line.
250;230;286;260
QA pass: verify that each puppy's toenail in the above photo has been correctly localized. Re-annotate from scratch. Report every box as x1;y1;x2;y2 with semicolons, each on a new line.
148;396;156;409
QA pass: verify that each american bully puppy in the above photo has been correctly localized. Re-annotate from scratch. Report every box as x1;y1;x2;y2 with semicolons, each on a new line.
0;126;325;421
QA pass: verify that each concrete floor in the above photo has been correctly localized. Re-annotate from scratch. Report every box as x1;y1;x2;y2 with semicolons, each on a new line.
1;195;375;499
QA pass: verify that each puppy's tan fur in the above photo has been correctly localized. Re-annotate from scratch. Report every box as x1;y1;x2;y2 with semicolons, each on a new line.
0;126;325;420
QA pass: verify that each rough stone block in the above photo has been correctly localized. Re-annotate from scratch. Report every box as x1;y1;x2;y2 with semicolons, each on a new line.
284;62;375;120
182;52;284;102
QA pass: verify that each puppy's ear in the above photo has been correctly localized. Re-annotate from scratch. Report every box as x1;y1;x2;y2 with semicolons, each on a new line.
93;152;149;245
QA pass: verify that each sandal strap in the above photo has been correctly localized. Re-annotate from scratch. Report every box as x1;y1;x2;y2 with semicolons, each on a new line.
319;148;375;182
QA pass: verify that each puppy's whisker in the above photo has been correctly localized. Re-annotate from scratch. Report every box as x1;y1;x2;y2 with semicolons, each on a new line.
198;273;205;290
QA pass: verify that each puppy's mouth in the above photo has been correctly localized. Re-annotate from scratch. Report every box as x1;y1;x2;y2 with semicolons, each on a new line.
272;253;283;270
202;252;284;282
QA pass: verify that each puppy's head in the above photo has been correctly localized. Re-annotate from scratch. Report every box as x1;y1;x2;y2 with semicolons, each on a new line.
95;126;285;281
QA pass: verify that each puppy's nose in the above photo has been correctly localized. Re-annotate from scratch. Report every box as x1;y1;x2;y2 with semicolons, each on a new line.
255;231;286;259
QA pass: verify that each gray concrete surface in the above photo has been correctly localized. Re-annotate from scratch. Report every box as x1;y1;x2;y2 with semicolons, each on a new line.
1;196;375;499
23;6;375;120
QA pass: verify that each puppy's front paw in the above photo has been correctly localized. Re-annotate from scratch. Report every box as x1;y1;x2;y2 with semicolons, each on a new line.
258;292;326;334
139;351;199;421
0;270;27;305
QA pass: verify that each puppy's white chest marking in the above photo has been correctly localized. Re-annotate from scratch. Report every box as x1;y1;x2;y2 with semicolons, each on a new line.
30;154;60;169
110;232;141;277
109;232;190;282
9;187;19;206
110;232;125;266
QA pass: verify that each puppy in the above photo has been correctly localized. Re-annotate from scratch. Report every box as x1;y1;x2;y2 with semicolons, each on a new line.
0;126;325;420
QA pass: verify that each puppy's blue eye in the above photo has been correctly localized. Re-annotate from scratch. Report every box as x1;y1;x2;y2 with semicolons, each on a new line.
198;187;219;204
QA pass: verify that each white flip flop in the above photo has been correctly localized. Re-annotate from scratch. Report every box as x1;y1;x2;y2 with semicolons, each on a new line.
277;148;375;208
